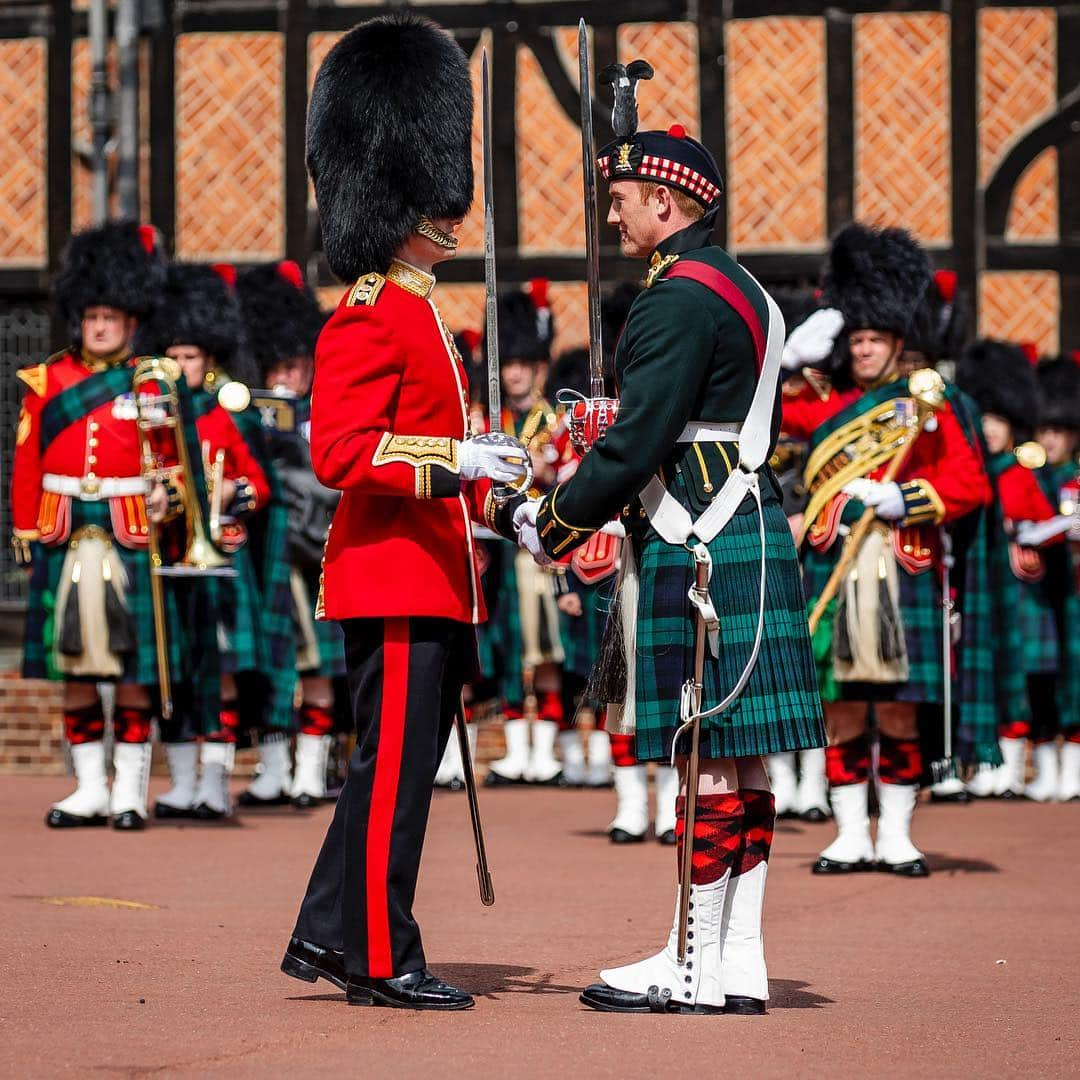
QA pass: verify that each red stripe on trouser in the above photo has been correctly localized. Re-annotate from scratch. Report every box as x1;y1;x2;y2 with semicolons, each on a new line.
1000;720;1030;740
609;733;637;768
113;706;152;744
366;618;410;979
63;704;105;745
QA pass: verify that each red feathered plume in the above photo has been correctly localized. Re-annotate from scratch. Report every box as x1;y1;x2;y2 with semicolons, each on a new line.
460;328;482;353
277;260;305;290
137;224;159;255
1019;342;1040;366
1070;349;1080;367
211;263;237;289
934;269;957;303
528;278;550;310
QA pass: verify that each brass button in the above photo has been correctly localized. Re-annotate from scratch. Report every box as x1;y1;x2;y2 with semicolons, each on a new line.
88;437;99;447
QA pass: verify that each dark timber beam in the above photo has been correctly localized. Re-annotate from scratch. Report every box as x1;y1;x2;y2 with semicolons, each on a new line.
1058;7;1080;349
47;0;74;348
698;0;727;248
949;0;978;322
825;9;854;235
283;0;310;267
148;0;176;252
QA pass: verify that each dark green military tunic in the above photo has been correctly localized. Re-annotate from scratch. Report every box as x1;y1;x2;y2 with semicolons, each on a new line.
536;219;825;761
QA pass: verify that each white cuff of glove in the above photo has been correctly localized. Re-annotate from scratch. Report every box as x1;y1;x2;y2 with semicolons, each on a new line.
842;478;905;521
457;435;528;483
513;499;552;566
1015;515;1072;547
781;307;845;371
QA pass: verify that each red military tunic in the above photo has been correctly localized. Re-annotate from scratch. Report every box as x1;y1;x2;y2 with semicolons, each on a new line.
782;378;991;564
11;351;151;550
311;262;494;624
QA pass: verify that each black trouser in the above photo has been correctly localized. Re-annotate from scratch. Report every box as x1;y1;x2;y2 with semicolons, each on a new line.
292;616;473;978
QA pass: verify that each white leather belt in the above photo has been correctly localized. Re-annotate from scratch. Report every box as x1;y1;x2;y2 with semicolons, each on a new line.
43;474;148;501
677;420;742;443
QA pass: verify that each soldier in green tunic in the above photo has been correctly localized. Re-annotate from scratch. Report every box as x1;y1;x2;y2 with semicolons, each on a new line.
514;94;825;1014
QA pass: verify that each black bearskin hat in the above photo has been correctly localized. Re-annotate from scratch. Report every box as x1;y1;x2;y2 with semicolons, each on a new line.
151;263;245;369
550;347;592;400
53;220;167;344
907;269;969;363
236;261;324;379
955;339;1039;442
1035;356;1080;431
307;13;474;280
820;222;932;339
496;289;550;365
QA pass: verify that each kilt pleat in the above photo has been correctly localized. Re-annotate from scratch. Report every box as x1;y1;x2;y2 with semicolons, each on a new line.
632;494;825;762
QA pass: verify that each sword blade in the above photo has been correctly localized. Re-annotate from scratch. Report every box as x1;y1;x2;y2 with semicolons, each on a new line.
482;48;501;426
579;20;605;397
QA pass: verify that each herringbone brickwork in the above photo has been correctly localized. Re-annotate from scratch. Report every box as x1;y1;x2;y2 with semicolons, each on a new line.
726;17;825;251
176;33;283;261
978;8;1057;242
0;40;46;266
619;23;699;137
854;13;951;245
979;271;1059;355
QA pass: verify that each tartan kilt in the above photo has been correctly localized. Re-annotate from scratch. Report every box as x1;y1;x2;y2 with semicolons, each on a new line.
295;563;345;678
560;577;613;679
23;500;200;687
482;539;525;703
632;498;825;762
1017;575;1064;675
217;545;261;675
802;544;944;703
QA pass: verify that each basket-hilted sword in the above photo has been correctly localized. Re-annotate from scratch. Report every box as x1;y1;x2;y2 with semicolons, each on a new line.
578;20;604;398
482;47;501;426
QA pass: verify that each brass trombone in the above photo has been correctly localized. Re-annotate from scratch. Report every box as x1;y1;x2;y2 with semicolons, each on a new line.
133;356;234;719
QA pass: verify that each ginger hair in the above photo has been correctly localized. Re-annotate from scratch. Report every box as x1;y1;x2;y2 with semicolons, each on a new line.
638;182;706;222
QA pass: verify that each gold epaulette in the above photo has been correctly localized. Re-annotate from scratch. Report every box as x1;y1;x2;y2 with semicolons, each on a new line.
15;362;49;397
347;272;386;308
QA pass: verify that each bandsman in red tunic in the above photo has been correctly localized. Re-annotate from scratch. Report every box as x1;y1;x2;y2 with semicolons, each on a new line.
280;14;528;1010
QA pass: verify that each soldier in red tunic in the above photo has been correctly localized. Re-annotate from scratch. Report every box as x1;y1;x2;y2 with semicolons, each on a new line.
280;13;527;1010
11;221;177;830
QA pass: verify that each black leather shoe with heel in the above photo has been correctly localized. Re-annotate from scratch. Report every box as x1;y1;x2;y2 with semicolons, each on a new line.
280;937;347;990
346;969;474;1010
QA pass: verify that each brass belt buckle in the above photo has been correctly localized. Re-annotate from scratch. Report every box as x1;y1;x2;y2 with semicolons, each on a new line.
80;475;101;498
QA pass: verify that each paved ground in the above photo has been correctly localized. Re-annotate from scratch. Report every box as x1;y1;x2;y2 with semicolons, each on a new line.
1;775;1077;1079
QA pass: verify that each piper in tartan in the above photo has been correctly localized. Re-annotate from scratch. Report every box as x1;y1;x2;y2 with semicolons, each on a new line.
483;286;571;787
781;224;993;877
235;261;341;809
281;13;528;1010
516;98;825;1015
11;220;200;831
146;261;294;820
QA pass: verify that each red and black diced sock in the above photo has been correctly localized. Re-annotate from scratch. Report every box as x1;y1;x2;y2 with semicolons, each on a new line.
113;705;152;744
1067;731;1080;746
538;690;565;727
826;735;871;786
609;733;637;768
675;793;745;885
504;702;525;722
206;702;240;744
298;703;333;738
737;788;776;876
878;734;922;785
63;701;105;745
1000;720;1030;740
595;708;608;731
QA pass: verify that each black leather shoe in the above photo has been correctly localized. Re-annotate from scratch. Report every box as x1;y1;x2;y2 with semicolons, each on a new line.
777;808;800;820
878;858;930;877
435;778;465;792
45;808;108;828
346;969;474;1010
154;801;197;820
236;790;291;808
800;807;831;823
724;996;767;1015
610;828;646;844
930;789;969;804
281;937;347;990
656;829;677;846
111;810;146;831
811;856;873;874
291;793;322;810
579;983;723;1015
484;771;524;787
192;803;228;821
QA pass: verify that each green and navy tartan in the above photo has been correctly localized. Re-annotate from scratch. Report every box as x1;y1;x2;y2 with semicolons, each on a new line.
478;538;525;703
560;571;613;680
632;472;825;763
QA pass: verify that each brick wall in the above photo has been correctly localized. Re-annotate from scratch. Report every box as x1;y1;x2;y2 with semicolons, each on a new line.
0;673;65;776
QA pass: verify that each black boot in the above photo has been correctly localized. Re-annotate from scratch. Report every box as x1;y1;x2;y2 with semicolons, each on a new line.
111;810;146;831
579;984;723;1015
724;995;767;1015
609;827;646;844
280;937;347;990
346;969;474;1010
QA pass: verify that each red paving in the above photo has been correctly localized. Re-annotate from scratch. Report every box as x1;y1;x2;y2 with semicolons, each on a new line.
1;774;1077;1078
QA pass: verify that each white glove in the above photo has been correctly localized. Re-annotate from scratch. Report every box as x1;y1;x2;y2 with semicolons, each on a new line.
513;499;553;566
457;433;528;483
781;308;844;371
1015;516;1073;547
842;478;905;521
